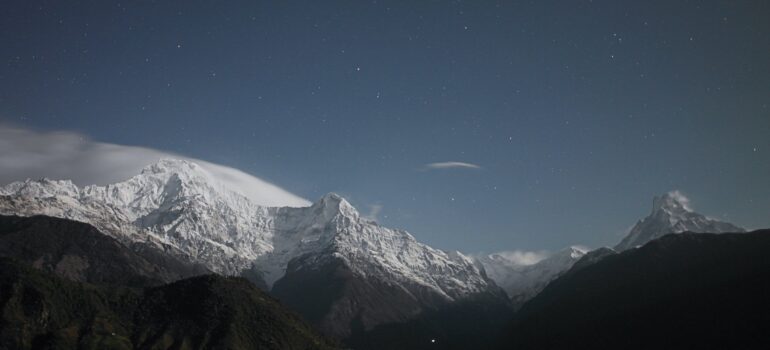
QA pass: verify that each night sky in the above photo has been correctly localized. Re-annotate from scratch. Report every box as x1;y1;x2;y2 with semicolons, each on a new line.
1;1;769;253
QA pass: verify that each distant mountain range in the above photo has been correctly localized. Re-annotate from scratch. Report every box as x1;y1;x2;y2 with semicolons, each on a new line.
478;246;587;308
479;190;745;307
0;158;755;348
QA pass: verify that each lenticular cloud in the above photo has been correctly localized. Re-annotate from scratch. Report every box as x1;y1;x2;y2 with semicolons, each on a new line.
0;124;310;207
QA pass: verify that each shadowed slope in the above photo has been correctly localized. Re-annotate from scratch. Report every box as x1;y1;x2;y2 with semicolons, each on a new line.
0;258;337;350
502;229;770;349
0;214;209;288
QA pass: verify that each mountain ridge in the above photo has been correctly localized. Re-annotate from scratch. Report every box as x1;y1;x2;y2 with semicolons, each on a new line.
0;158;505;339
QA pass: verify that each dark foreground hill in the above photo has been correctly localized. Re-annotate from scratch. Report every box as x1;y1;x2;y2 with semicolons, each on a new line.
0;257;336;349
344;291;513;350
0;214;210;288
272;252;513;349
501;229;770;349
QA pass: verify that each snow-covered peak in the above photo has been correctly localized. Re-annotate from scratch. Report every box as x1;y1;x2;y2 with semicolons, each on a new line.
141;158;205;177
615;191;744;251
137;159;228;193
312;193;359;220
288;195;490;299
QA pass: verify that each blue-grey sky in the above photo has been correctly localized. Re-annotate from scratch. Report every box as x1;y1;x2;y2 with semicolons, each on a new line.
1;1;768;253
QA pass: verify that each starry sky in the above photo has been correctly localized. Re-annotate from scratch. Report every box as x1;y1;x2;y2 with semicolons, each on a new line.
1;0;769;253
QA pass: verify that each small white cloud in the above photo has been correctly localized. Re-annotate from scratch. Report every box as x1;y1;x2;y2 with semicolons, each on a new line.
363;204;383;222
491;250;550;266
667;190;692;211
424;161;481;170
0;124;310;207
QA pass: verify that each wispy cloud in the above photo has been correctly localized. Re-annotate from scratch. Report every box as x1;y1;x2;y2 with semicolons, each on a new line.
667;190;692;211
0;124;311;207
363;204;383;222
424;161;481;170
490;250;550;266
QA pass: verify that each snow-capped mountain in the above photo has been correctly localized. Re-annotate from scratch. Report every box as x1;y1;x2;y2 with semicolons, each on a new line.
478;246;587;306
480;190;746;306
0;159;501;333
615;191;745;251
0;159;274;278
0;159;490;292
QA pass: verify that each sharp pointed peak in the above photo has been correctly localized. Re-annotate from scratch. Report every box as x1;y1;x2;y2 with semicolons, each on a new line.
319;192;344;202
313;193;359;218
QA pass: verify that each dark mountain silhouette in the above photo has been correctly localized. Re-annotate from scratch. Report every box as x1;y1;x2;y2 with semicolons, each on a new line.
0;214;209;288
272;253;513;348
501;229;770;349
345;292;513;350
0;258;337;349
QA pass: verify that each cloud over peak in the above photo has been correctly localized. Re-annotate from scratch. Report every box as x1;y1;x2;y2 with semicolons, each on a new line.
489;250;550;266
666;190;693;211
0;124;310;207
